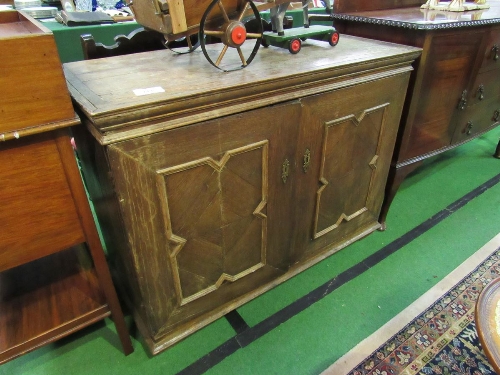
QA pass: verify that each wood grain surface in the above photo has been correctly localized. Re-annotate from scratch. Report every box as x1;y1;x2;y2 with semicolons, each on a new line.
0;12;75;136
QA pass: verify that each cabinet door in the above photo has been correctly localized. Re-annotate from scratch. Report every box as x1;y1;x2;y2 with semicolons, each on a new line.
293;74;409;262
107;101;300;338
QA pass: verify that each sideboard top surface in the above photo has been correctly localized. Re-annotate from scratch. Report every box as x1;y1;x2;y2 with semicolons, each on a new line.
332;0;500;30
64;34;420;143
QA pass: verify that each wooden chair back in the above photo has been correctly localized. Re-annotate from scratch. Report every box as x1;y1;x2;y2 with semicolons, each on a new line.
80;27;166;60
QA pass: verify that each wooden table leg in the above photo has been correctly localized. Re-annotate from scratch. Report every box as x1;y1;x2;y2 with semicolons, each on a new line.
379;161;422;230
494;138;500;159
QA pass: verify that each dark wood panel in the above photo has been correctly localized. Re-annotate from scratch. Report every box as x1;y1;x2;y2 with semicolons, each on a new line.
452;96;500;143
333;20;425;48
467;67;500;107
403;30;484;159
481;26;500;71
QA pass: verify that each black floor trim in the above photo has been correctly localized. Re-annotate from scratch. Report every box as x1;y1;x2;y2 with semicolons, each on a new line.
235;264;367;348
224;310;250;334
176;338;241;375
178;172;500;375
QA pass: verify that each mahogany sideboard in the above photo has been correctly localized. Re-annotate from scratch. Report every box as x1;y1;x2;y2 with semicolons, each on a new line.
64;36;420;354
0;10;133;363
332;0;500;227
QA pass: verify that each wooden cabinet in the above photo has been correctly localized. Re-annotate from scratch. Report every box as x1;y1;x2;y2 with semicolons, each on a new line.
64;35;420;354
0;10;132;363
332;0;500;226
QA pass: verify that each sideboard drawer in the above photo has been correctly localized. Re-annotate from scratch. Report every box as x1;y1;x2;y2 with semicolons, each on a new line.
453;96;500;143
467;68;500;107
481;27;500;72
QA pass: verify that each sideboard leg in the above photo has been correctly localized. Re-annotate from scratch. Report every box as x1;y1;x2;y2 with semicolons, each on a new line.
494;138;500;159
379;161;423;230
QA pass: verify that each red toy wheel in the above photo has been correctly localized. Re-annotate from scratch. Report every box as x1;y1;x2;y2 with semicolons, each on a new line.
329;31;340;46
199;0;263;71
288;38;301;54
230;25;247;46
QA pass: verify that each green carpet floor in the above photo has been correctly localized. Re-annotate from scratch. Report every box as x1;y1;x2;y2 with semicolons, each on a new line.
3;127;500;375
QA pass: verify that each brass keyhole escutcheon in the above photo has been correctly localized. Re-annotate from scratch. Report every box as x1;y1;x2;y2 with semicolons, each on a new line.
303;148;311;173
282;158;290;183
478;84;484;100
465;121;473;135
458;90;467;110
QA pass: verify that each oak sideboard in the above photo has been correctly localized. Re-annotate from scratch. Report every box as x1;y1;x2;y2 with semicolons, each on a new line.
64;35;420;354
332;0;500;227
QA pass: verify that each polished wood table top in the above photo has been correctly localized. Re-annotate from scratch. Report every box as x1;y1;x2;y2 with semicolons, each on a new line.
476;277;500;373
332;1;500;29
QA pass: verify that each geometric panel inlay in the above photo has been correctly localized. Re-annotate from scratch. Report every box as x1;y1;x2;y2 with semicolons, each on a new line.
156;141;268;305
313;103;389;239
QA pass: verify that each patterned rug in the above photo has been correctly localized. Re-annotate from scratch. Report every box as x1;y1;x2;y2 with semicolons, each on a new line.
323;233;500;375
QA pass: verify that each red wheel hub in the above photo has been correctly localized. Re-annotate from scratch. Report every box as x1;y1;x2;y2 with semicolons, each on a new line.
231;25;247;46
331;33;339;45
291;39;301;52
